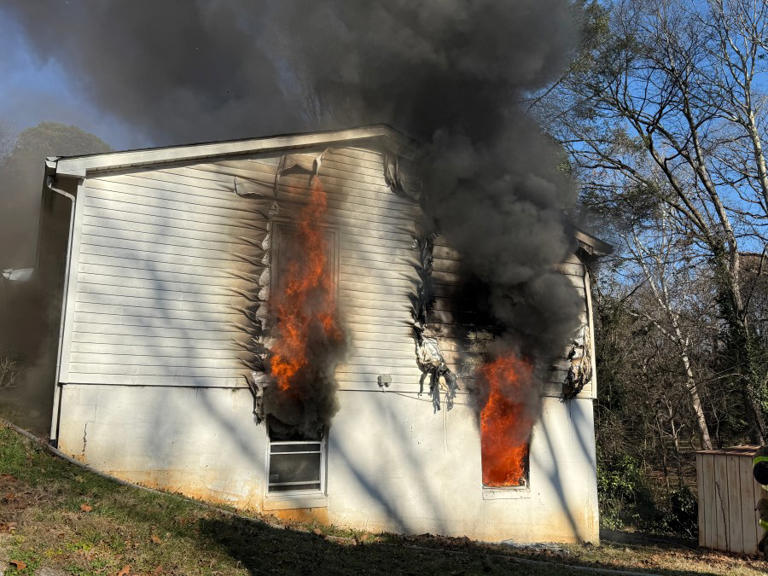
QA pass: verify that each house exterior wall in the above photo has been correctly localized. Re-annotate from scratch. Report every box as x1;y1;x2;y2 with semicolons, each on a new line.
53;141;599;543
57;385;598;543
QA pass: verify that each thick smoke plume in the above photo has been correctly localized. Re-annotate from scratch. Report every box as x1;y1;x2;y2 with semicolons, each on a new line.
5;1;585;427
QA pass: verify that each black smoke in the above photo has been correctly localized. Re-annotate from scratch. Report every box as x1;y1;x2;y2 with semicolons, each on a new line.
5;1;585;417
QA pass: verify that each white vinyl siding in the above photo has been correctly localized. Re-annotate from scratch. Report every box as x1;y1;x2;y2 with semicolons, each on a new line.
59;145;595;399
59;156;282;387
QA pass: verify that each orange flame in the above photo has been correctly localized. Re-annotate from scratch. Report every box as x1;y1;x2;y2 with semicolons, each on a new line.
480;354;534;487
269;177;342;392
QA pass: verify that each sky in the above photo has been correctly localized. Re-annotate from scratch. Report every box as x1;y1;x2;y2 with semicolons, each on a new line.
0;6;145;149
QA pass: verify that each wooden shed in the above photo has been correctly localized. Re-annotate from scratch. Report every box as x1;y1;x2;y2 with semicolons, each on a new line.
696;446;764;554
38;125;608;544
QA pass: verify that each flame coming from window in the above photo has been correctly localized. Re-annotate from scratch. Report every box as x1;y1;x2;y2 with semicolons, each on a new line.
480;354;534;487
269;177;342;392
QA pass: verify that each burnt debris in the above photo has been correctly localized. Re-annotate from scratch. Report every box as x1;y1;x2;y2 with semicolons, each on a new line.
408;232;459;412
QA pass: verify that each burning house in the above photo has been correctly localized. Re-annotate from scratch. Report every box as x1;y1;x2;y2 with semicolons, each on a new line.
39;125;609;543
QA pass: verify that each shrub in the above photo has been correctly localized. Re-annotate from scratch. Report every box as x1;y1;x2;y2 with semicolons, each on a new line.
598;453;658;530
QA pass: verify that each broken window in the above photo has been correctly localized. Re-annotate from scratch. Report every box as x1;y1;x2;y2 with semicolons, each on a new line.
479;355;534;490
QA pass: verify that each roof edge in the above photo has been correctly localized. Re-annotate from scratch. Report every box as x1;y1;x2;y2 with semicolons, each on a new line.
52;124;413;178
575;229;612;256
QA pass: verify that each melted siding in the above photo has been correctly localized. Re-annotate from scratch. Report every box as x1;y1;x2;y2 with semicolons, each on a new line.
61;144;595;399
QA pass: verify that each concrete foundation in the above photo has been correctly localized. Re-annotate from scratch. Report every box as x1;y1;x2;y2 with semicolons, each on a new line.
57;384;598;543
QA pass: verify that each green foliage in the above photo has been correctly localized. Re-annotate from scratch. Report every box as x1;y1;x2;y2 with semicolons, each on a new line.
593;289;702;539
667;485;698;540
597;452;698;538
708;256;768;442
597;453;659;531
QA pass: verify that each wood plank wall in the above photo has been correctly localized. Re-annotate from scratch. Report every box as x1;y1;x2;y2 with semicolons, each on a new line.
697;448;763;554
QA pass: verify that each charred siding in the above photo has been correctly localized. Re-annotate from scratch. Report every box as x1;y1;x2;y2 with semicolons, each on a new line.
59;145;594;398
430;239;595;399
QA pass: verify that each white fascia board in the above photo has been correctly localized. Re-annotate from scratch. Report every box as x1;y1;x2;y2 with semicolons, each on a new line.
574;229;612;256
53;125;409;178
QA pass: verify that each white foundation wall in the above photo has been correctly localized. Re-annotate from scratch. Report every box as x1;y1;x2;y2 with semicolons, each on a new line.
57;385;268;508
57;384;598;543
328;391;599;543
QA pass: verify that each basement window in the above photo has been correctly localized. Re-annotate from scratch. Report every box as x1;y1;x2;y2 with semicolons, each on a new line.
266;418;326;495
478;356;533;498
482;445;529;487
267;439;325;493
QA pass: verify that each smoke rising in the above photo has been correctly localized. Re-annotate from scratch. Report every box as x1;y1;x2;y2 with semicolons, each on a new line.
0;123;110;433
4;2;585;429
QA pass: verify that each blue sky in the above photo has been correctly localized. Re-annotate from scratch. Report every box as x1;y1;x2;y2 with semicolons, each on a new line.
0;8;149;149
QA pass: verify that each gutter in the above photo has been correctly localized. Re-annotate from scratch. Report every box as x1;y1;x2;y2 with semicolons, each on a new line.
45;162;76;447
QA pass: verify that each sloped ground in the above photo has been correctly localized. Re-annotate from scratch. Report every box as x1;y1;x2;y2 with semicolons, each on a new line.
0;422;766;576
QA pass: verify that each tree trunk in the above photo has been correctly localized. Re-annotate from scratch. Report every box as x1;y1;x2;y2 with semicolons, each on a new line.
666;307;713;450
679;342;713;450
734;315;768;444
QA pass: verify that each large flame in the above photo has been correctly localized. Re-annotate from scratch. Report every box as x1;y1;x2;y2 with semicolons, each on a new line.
480;354;534;487
269;177;342;393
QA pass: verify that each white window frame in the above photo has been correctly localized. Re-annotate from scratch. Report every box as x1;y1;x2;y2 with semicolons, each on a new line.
265;436;327;496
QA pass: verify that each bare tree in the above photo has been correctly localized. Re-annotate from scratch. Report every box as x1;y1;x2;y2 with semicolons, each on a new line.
540;0;768;442
617;207;714;449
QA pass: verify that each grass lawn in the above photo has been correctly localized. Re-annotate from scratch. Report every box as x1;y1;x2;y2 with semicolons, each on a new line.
0;421;766;576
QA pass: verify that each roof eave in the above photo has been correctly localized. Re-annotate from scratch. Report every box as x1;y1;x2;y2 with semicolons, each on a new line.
574;229;613;257
52;124;412;178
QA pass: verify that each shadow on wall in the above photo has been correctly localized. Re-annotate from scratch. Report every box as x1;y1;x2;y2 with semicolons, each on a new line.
329;390;453;535
109;233;268;494
56;223;601;544
535;408;584;542
110;219;450;533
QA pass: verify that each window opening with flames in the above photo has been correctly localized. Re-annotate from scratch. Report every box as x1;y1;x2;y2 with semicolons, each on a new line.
480;355;534;488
